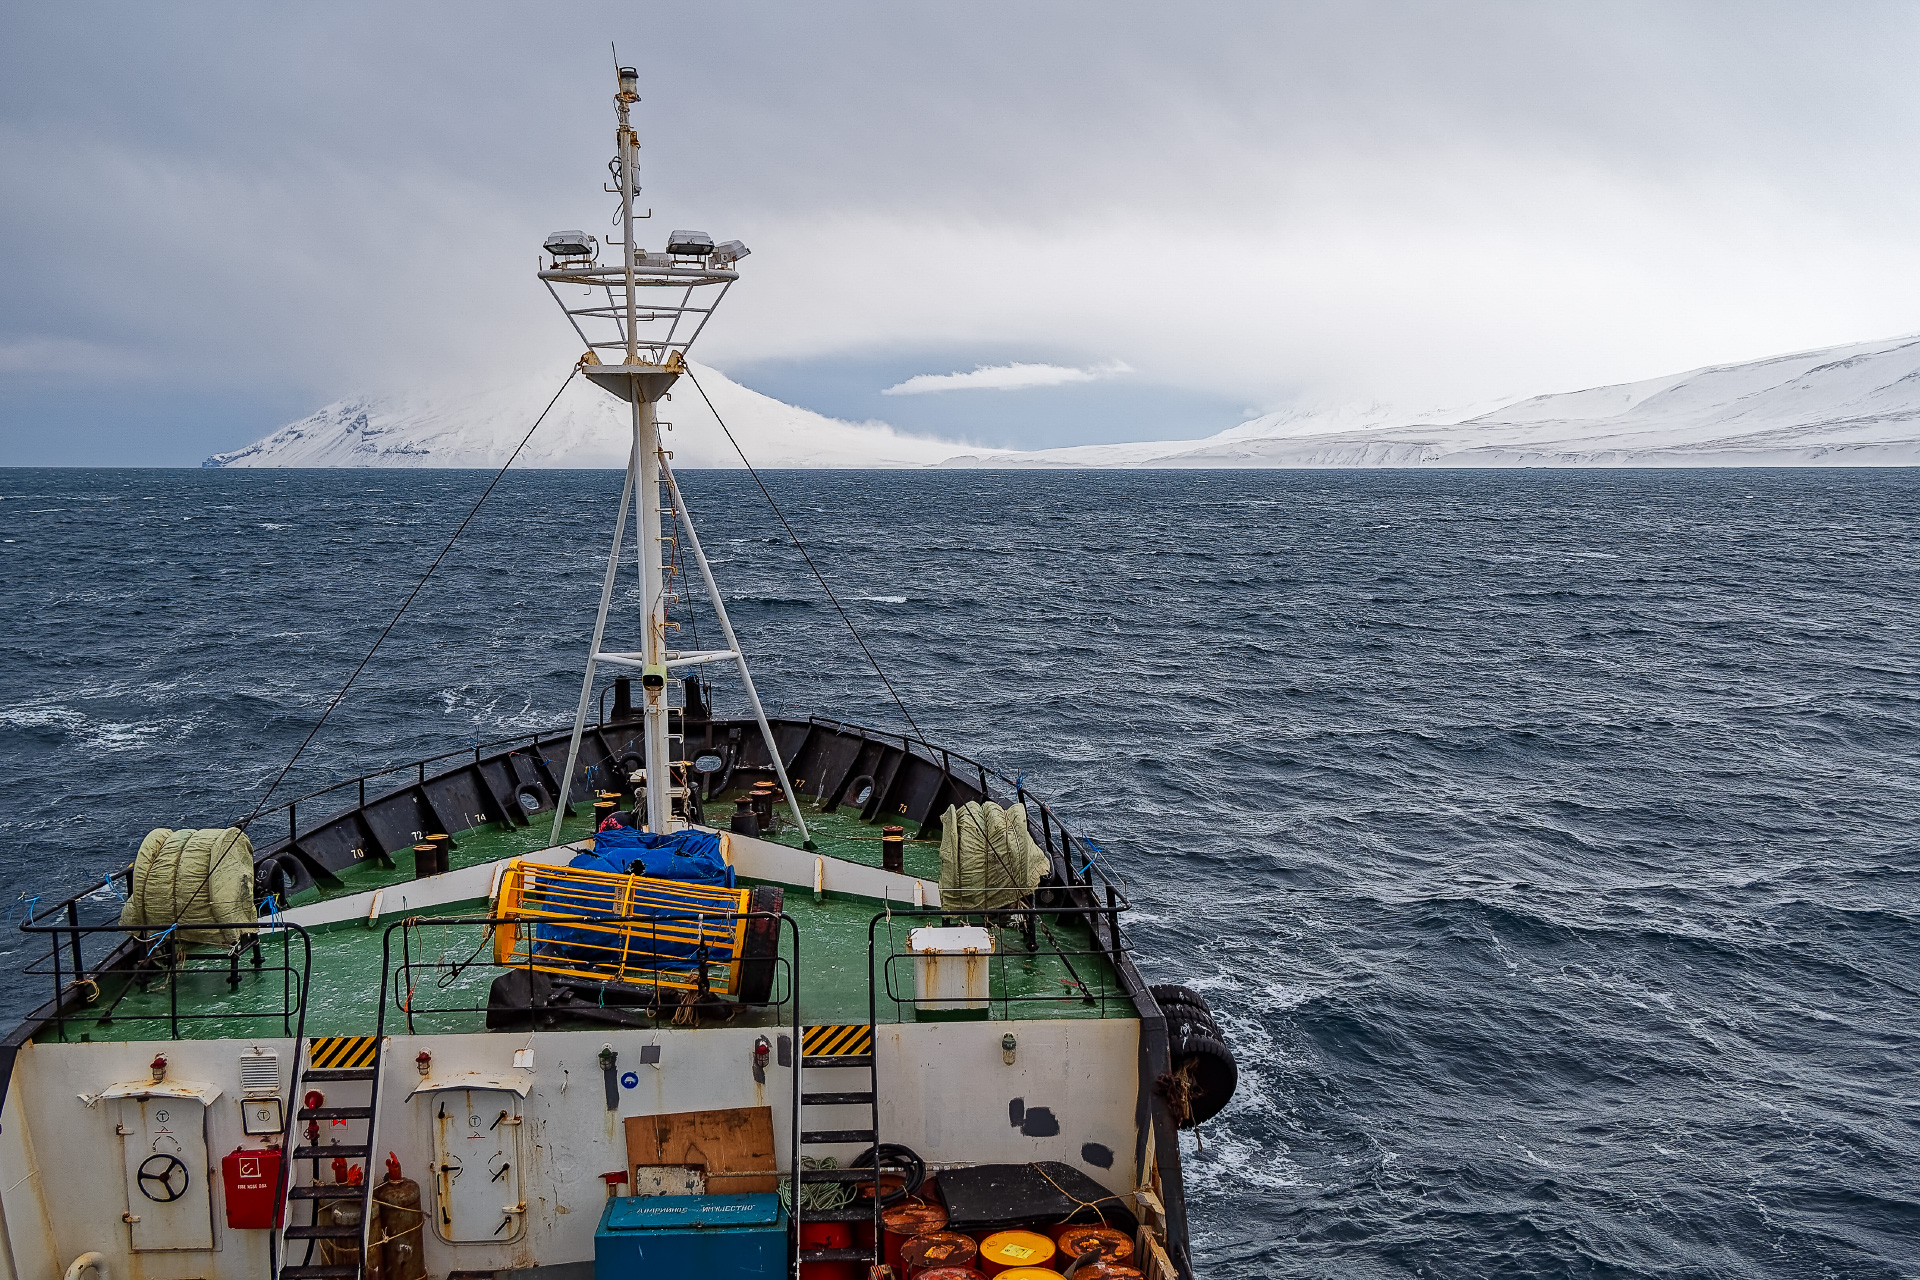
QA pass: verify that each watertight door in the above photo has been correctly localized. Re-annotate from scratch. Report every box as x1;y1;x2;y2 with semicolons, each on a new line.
430;1087;525;1244
117;1095;215;1251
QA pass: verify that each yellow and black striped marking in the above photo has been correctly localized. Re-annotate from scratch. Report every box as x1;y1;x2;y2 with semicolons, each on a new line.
307;1036;380;1070
802;1024;873;1059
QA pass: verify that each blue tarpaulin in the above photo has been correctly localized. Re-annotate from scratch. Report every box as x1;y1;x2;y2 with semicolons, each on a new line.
569;827;735;888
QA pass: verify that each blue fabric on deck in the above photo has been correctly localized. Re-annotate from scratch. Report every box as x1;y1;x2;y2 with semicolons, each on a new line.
568;827;735;888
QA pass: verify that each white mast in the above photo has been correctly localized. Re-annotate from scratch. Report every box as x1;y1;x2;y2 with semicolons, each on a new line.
544;65;810;849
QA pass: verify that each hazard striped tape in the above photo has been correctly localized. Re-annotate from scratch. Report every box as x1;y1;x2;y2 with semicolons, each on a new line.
307;1036;380;1070
802;1024;873;1058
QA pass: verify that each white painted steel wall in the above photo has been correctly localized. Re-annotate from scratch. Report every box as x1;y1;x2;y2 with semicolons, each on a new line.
2;1015;1137;1278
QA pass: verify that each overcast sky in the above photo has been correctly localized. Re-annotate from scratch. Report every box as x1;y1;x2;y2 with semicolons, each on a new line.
6;2;1920;464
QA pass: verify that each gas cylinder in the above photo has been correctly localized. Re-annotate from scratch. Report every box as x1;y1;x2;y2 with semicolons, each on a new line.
375;1153;426;1280
318;1197;382;1280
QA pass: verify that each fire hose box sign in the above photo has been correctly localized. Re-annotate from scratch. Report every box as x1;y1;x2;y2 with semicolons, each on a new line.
223;1147;285;1229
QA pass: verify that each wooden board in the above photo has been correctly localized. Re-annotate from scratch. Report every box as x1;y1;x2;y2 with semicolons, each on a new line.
625;1106;780;1195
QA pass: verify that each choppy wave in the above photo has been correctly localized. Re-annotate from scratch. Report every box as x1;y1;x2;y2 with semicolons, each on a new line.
2;466;1917;1277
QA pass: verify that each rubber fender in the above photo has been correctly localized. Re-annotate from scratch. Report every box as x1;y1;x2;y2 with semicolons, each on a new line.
1149;983;1215;1015
736;883;784;1006
254;854;302;906
1168;1027;1238;1126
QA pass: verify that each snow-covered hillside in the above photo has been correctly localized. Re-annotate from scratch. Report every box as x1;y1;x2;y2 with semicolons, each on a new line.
209;334;1920;469
204;363;960;469
946;335;1920;468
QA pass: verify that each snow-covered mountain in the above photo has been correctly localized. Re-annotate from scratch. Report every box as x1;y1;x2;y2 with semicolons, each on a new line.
209;334;1920;469
204;363;961;469
945;335;1920;467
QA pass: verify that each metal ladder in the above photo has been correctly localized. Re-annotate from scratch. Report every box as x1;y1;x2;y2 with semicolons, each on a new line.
795;1021;884;1271
275;1034;388;1279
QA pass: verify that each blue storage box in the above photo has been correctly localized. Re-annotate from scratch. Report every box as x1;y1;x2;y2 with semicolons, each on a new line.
595;1192;789;1278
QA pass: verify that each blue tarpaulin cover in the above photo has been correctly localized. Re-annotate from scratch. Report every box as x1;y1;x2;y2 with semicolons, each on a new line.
570;827;735;888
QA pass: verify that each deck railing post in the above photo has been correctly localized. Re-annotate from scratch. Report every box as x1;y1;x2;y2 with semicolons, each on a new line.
65;899;83;979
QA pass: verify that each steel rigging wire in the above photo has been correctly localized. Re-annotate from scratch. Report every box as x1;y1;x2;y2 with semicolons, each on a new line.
160;367;582;929
683;368;933;753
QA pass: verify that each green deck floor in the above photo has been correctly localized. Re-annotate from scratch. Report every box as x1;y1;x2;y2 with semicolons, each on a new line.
43;792;1133;1041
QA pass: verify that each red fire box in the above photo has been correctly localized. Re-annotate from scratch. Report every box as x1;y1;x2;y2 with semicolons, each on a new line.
222;1147;284;1229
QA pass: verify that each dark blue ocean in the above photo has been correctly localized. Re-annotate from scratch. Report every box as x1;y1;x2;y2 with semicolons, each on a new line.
2;467;1917;1277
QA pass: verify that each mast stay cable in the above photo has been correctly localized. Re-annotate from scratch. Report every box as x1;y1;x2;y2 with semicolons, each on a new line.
152;367;580;934
683;368;932;753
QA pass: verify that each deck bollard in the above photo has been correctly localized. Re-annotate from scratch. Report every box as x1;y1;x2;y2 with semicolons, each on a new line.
730;796;759;839
882;825;906;873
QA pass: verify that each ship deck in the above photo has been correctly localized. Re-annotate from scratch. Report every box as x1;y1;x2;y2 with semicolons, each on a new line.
37;795;1135;1042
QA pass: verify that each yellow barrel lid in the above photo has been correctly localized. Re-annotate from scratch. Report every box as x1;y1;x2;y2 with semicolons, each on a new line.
979;1231;1056;1268
996;1270;1064;1279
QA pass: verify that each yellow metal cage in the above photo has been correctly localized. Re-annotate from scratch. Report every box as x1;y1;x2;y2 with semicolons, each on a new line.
491;859;753;997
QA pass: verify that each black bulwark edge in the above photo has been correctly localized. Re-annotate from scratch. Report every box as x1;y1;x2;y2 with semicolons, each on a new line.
3;710;1197;1279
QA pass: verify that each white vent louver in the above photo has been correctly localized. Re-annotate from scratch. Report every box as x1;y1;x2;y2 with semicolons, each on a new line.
238;1050;280;1097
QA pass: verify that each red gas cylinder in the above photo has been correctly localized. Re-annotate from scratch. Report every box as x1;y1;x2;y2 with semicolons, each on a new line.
221;1147;284;1229
799;1220;858;1280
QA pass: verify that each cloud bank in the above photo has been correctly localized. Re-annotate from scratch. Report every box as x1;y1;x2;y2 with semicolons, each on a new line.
880;360;1130;396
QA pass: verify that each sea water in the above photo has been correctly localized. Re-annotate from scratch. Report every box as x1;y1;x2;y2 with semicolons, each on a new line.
1;467;1916;1277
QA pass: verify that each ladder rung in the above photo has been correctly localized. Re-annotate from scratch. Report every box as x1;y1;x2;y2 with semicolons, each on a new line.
302;1068;377;1082
297;1107;372;1121
288;1185;364;1199
802;1092;874;1106
278;1267;360;1278
799;1169;879;1183
292;1146;370;1161
802;1054;872;1069
285;1223;364;1239
801;1248;874;1263
802;1129;876;1145
802;1205;878;1222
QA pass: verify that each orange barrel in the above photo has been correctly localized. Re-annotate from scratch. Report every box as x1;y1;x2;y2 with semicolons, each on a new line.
881;1201;949;1273
902;1230;979;1275
977;1231;1056;1275
1076;1265;1143;1279
799;1220;858;1280
994;1270;1063;1280
1056;1226;1134;1269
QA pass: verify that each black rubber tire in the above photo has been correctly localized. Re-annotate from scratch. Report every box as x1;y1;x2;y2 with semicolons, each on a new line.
735;884;784;1006
1169;1028;1238;1126
619;753;646;780
1150;983;1214;1015
255;855;302;907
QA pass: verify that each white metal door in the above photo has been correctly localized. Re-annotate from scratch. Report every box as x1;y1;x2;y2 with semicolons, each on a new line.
429;1087;524;1244
118;1096;214;1251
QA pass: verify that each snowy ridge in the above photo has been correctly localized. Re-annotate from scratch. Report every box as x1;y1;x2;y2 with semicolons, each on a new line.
209;334;1920;469
204;362;960;469
943;334;1920;468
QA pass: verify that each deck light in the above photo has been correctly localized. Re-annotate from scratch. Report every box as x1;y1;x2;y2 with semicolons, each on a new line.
544;230;597;260
666;229;714;257
713;239;750;265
